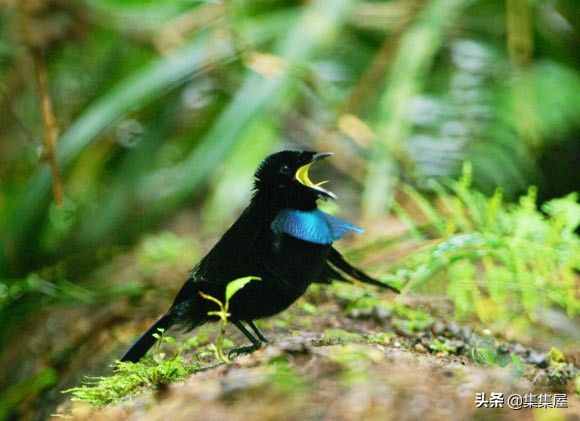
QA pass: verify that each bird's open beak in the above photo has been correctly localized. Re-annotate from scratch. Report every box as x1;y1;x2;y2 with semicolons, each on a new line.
294;152;337;199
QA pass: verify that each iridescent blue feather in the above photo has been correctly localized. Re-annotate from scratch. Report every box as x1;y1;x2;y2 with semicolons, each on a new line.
271;209;363;245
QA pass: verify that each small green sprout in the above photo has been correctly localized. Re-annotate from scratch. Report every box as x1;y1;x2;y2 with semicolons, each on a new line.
199;276;261;363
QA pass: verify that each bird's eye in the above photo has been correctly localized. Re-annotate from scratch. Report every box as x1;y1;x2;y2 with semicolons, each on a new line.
280;164;291;175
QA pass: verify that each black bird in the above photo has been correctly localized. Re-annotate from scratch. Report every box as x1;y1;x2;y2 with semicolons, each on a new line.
121;150;398;362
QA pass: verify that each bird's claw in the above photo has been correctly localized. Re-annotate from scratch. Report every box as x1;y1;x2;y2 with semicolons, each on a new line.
228;345;260;359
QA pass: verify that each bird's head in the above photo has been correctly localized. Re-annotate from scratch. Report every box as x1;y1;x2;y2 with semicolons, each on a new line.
253;150;336;209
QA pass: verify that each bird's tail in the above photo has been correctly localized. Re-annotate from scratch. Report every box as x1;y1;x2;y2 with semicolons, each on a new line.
120;314;174;363
328;248;400;293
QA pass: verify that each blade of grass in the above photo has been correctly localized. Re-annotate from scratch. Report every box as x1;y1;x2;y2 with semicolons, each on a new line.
3;36;234;275
140;0;356;211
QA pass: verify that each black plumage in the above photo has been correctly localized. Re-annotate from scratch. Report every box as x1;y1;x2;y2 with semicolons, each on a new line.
121;150;398;363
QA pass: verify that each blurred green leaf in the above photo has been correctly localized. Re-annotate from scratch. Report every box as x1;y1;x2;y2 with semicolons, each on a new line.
0;368;57;420
363;0;471;217
140;0;357;210
4;36;233;274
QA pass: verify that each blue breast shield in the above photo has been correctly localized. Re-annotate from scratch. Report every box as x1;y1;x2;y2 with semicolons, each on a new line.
271;209;364;245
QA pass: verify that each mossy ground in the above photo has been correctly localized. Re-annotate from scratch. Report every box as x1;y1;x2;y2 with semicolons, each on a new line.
54;281;579;420
3;223;578;421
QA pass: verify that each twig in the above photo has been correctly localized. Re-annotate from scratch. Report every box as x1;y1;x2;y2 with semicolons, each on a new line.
30;47;64;206
17;0;63;206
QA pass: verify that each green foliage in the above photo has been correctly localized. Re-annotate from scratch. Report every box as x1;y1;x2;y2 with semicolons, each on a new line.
326;282;435;333
0;369;57;420
0;274;81;311
427;338;458;355
327;282;391;316
390;166;579;324
363;0;470;216
137;231;199;274
365;332;394;345
391;304;435;334
318;328;364;346
65;356;199;406
469;337;524;377
545;346;577;387
200;276;261;362
548;347;566;365
299;302;318;315
267;358;308;395
0;273;142;312
1;0;356;279
326;344;384;385
1;0;579;417
64;326;210;406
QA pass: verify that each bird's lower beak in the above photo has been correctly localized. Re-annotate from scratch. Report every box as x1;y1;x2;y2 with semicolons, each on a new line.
294;152;337;199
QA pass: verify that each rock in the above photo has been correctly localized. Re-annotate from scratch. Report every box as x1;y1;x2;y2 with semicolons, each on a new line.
447;322;461;338
414;343;427;353
527;351;548;368
432;321;446;335
511;343;527;356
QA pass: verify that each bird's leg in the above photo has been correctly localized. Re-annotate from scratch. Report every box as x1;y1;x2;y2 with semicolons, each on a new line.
233;321;261;347
247;320;269;343
229;320;262;358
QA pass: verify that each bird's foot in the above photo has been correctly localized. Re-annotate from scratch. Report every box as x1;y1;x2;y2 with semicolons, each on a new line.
228;344;261;359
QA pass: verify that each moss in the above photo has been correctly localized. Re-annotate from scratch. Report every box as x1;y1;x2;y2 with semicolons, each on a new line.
327;344;385;385
545;347;577;387
299;302;318;315
546;362;577;387
268;358;308;394
64;356;200;406
548;347;566;364
366;332;394;345
391;304;434;333
317;329;364;346
428;338;458;355
467;339;525;377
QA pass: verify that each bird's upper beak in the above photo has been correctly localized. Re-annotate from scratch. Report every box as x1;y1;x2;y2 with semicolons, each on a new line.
294;152;337;199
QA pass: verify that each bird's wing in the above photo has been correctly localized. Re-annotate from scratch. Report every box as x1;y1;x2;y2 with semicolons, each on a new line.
171;204;269;307
316;247;400;293
271;209;364;245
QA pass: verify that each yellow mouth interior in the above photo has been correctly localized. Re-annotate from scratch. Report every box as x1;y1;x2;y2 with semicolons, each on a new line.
295;163;329;189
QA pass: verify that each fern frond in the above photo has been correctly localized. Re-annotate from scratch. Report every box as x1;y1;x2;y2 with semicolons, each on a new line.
391;169;579;324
